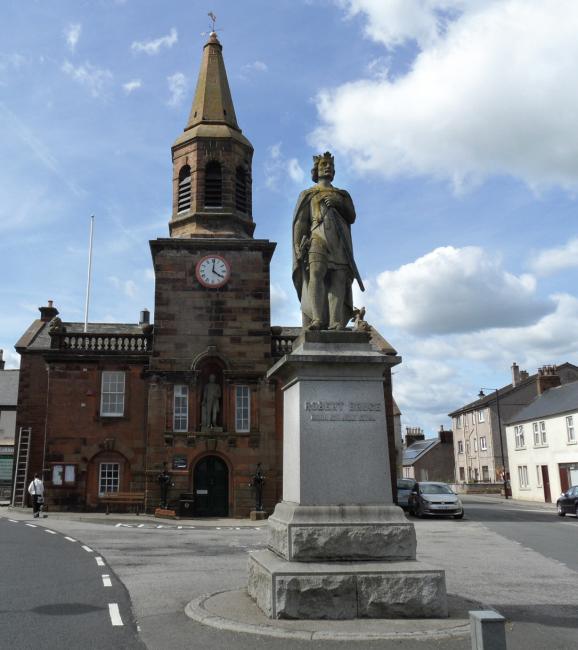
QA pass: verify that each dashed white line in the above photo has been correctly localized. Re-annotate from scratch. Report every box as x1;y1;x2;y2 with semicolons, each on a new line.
96;557;106;567
137;524;145;528
81;545;94;553
64;536;76;542
8;519;18;523
102;574;112;587
108;603;124;626
44;529;57;535
25;524;37;528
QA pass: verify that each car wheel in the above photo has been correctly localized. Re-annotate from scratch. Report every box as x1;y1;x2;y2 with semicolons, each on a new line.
557;503;565;517
575;503;578;518
453;511;464;520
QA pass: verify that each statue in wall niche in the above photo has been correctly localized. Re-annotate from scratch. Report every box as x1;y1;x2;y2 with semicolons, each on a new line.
201;374;221;428
292;151;364;330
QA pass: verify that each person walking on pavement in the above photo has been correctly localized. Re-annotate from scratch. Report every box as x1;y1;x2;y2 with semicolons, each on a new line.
28;473;44;518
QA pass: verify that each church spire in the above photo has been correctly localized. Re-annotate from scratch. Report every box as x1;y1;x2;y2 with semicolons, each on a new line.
170;33;254;239
185;32;239;133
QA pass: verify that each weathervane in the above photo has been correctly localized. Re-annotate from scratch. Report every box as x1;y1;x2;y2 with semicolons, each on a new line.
208;11;217;32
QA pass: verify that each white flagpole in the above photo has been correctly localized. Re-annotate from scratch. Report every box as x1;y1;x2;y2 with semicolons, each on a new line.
84;215;95;333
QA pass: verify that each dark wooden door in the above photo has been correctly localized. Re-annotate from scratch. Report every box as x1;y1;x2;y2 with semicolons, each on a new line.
541;465;551;503
193;456;229;517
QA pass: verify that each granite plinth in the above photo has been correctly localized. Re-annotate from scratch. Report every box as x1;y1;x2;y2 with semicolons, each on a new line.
268;502;416;562
248;550;448;620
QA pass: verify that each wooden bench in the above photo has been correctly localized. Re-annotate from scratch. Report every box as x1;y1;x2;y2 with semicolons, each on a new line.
100;492;145;515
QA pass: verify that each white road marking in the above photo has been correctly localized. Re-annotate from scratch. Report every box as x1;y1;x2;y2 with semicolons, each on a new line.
25;524;37;528
115;523;132;528
216;527;221;530
102;574;112;587
44;529;57;535
108;603;123;626
82;545;93;553
64;536;76;542
96;557;106;567
155;525;166;529
8;519;19;523
137;523;144;528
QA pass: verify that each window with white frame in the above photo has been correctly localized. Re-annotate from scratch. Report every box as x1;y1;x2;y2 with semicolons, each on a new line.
235;385;250;432
517;465;529;489
514;425;525;448
566;415;576;443
471;412;476;425
173;384;188;432
480;436;487;451
533;422;540;446
482;465;489;481
536;465;542;487
99;462;120;495
51;464;76;485
456;415;462;428
478;409;485;423
100;371;125;417
539;421;547;445
459;466;465;481
457;440;464;454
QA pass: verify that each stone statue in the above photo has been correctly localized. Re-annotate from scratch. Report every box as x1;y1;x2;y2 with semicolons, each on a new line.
292;152;364;330
201;374;221;428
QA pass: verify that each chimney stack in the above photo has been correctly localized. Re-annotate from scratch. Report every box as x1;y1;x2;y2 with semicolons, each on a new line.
39;299;59;322
511;362;520;387
0;349;4;370
405;427;425;447
438;426;453;444
537;365;561;395
139;308;150;326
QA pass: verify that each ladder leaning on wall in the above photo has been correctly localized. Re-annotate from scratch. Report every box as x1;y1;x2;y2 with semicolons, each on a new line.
11;427;32;507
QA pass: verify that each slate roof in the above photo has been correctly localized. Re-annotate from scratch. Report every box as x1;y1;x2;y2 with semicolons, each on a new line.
448;362;578;416
402;438;439;466
0;370;19;406
506;382;578;425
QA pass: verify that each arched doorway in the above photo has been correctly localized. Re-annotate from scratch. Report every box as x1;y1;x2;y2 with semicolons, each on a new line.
193;455;229;517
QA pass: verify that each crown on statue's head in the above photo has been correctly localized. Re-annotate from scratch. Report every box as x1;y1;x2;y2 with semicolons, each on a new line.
313;151;334;166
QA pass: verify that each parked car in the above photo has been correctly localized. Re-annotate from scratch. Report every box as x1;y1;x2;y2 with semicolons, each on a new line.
396;478;417;509
556;485;578;517
408;481;464;519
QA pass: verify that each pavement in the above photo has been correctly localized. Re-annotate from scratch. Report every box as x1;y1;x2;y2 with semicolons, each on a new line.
1;494;571;649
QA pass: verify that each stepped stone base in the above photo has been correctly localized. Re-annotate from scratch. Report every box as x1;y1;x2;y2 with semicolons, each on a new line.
248;550;448;620
268;502;416;562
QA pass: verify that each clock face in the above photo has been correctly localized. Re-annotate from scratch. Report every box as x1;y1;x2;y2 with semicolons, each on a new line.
195;255;231;288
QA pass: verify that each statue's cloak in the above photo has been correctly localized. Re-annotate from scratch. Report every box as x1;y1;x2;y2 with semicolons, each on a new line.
291;186;356;325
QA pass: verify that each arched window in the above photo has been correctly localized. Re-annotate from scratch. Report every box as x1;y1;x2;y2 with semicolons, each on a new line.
204;161;222;207
235;166;247;213
177;165;191;213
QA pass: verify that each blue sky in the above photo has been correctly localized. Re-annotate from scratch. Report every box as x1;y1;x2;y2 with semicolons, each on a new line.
2;0;578;435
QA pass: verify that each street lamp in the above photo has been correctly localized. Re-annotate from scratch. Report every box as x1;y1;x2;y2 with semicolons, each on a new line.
478;388;509;500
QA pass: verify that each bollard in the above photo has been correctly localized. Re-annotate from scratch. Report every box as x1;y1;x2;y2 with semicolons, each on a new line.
469;610;506;650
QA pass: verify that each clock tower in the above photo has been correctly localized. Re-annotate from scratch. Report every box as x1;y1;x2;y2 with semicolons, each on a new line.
147;32;278;517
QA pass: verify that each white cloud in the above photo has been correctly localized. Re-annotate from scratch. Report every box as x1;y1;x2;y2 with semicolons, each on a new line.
241;61;269;73
287;158;305;184
315;1;578;191
166;72;186;107
264;143;306;190
0;53;27;71
531;238;578;277
131;28;178;55
123;79;142;94
371;246;552;335
61;60;112;98
65;23;82;52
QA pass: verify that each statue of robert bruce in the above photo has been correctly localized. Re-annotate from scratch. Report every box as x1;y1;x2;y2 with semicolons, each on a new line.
292;151;364;330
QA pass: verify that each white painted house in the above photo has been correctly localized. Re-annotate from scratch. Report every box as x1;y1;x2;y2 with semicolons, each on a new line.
505;367;578;503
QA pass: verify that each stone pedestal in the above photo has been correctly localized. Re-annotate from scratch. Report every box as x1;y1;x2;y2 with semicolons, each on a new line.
247;331;448;619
